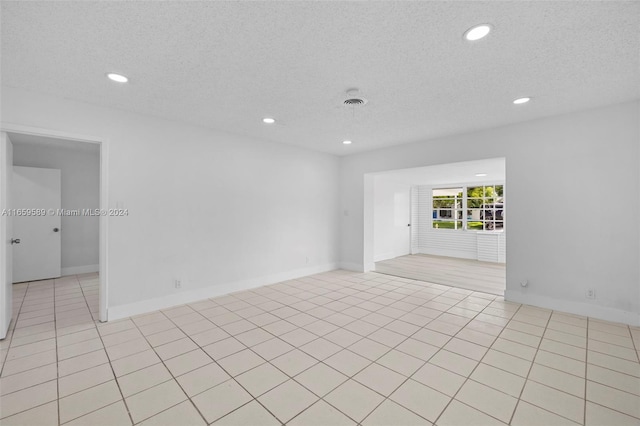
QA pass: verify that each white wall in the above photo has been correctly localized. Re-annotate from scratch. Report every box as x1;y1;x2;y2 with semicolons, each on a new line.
3;86;638;326
0;132;14;338
373;177;410;262
341;101;640;325
13;144;100;275
1;86;340;319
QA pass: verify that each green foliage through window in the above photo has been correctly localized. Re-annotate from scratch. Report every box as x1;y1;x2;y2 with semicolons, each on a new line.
432;185;504;231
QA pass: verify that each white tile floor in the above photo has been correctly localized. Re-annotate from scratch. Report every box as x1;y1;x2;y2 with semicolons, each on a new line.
1;271;639;425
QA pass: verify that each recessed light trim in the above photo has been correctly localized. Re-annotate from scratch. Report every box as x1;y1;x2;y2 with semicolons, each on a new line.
107;73;128;83
513;97;531;105
464;24;492;41
475;173;488;177
342;140;352;145
262;117;276;124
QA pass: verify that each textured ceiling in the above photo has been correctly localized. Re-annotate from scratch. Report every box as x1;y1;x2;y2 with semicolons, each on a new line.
1;1;639;156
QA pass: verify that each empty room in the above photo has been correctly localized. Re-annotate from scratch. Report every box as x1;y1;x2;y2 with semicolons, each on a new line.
0;1;638;426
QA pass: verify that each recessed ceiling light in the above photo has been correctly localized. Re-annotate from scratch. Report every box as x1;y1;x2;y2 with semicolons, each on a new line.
464;24;492;41
106;73;128;83
262;117;276;124
342;140;352;145
513;97;531;105
475;173;488;177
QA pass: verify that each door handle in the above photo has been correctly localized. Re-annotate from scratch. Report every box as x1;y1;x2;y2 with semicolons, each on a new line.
11;238;20;244
53;228;59;232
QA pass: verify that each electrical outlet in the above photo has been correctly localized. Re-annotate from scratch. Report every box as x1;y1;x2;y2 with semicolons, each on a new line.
586;288;595;299
175;279;182;289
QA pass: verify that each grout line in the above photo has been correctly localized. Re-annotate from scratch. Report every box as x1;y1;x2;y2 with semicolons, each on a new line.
0;285;28;377
7;270;640;425
429;295;506;425
333;279;495;424
584;316;591;425
626;323;640;364
170;274;401;424
506;303;552;425
54;277;61;425
128;310;223;424
61;274;134;425
95;354;133;420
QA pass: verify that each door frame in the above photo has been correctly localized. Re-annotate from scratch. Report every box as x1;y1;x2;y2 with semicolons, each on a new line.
1;132;14;338
0;123;109;322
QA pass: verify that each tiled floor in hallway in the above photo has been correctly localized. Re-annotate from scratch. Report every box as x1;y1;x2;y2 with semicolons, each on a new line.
1;270;639;425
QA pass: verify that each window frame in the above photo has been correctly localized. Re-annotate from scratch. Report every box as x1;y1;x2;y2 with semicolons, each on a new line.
431;183;505;232
431;187;463;230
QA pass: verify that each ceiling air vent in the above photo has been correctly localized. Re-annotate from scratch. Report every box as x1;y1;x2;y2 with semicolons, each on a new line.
343;89;368;106
344;97;367;106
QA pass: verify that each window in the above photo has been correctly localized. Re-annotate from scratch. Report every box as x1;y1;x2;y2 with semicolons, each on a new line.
467;184;504;231
432;184;504;231
432;187;463;229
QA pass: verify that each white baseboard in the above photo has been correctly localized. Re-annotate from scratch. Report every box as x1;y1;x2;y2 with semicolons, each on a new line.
505;289;640;327
61;264;99;276
374;252;395;262
338;262;364;272
108;263;339;321
374;251;412;262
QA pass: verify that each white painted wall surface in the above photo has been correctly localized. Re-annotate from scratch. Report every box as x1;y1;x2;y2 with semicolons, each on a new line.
1;86;340;319
341;101;640;325
0;132;14;338
373;177;411;262
13;144;99;275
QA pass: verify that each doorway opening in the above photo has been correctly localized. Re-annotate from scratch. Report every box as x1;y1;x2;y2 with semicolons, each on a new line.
365;158;506;296
0;127;108;340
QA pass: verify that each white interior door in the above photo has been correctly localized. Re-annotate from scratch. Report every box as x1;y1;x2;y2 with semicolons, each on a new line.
410;186;419;254
393;188;411;257
1;133;14;339
13;166;62;283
